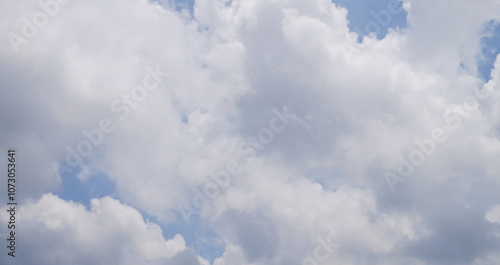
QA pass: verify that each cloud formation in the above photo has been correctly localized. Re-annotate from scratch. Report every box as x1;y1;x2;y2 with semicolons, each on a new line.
1;0;500;264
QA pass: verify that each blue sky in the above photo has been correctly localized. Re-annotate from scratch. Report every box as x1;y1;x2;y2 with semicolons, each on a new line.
332;0;408;40
56;168;116;206
479;21;500;81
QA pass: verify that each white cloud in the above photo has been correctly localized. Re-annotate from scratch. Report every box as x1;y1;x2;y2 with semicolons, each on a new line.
0;193;203;265
486;204;500;224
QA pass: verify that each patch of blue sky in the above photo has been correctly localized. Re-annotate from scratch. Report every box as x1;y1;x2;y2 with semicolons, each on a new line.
161;216;225;263
478;20;500;81
151;0;195;14
332;0;408;41
176;0;195;13
132;208;226;263
132;210;225;263
53;165;116;207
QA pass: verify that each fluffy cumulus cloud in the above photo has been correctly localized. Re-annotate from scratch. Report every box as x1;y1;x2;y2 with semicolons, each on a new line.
1;193;207;265
1;0;500;264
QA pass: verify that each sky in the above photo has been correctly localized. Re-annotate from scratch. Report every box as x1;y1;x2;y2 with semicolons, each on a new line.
1;0;500;264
